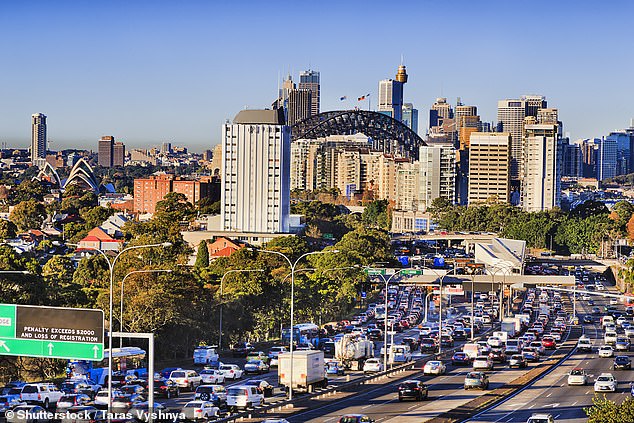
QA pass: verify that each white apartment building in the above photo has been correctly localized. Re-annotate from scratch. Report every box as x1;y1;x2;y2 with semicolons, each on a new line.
522;121;561;212
468;133;511;204
418;144;456;211
221;109;290;233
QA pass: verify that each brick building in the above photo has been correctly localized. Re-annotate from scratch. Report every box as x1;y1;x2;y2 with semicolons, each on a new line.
133;173;219;213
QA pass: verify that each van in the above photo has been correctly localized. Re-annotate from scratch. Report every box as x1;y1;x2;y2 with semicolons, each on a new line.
226;385;264;410
193;347;218;365
505;339;520;354
389;345;411;363
462;343;482;359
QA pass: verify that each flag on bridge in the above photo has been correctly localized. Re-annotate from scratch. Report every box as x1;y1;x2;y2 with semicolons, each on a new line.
340;96;347;101
358;93;370;101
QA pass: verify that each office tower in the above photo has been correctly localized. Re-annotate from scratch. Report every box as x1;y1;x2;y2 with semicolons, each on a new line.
598;137;618;181
561;138;582;177
468;133;511;204
378;65;407;122
161;142;172;154
418;144;456;211
604;130;631;176
31;113;47;164
429;98;453;128
576;139;598;178
113;142;125;167
203;149;213;161
523;95;547;118
402;103;418;134
287;88;312;125
299;70;320;116
221;109;290;233
497;99;526;181
98;136;115;167
522;119;561;211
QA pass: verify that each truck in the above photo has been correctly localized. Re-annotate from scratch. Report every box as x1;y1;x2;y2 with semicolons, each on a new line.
493;331;509;344
193;346;219;365
334;334;374;370
500;318;518;338
278;350;327;392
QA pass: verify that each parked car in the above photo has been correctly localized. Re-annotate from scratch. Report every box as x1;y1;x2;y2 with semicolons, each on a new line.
567;368;589;385
397;380;428;401
180;400;219;421
464;372;489;390
218;364;243;380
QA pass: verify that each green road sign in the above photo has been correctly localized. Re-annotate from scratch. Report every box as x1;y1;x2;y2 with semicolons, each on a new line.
366;269;386;276
401;269;423;275
0;304;104;361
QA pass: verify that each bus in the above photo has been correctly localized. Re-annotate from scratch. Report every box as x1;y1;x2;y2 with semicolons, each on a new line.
69;347;147;385
282;323;320;346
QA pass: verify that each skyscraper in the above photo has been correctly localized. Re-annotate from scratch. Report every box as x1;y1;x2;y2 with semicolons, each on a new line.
598;137;618;181
522;119;561;211
113;142;125;167
468;133;511;204
299;70;320;116
98;136;114;167
31;113;47;164
287;88;312;125
402;103;418;134
378;65;407;122
221;109;291;233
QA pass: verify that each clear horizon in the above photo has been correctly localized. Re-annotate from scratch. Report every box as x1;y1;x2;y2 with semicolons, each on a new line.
1;0;633;153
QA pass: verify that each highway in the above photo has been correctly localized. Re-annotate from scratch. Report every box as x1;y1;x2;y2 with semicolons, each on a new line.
468;286;633;423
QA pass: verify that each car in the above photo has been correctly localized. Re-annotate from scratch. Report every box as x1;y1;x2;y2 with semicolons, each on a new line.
592;307;601;315
180;400;219;421
231;342;254;358
626;326;634;337
93;389;121;407
594;373;618;392
195;385;227;402
397;380;428;401
242;380;274;397
6;405;48;423
246;351;270;365
419;338;437;353
111;395;137;412
261;420;290;423
199;369;225;384
487;336;502;348
0;395;25;420
422;360;446;375
363;358;384;374
267;346;288;362
488;349;506;363
338;415;375;423
153;379;179;399
613;355;632;370
128;402;172;423
325;360;345;376
583;315;594;324
451;352;471;366
541;337;556;350
522;347;540;362
56;394;92;411
244;360;270;374
508;355;527;368
598;345;615;357
218;364;243;380
464;372;489;390
526;413;555;423
472;356;493;371
529;341;545;355
567;368;589;385
226;385;264;410
169;370;202;391
615;337;630;351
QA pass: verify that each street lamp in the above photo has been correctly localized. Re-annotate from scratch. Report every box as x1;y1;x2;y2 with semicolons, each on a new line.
68;241;172;421
488;264;514;322
218;269;264;349
251;248;339;400
119;269;173;347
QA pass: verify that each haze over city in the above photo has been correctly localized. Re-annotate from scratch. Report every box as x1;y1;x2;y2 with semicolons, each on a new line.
1;0;633;151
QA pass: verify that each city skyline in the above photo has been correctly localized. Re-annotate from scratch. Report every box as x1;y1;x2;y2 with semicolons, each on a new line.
1;0;633;151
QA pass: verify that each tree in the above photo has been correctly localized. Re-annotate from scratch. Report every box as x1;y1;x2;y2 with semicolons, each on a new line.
585;395;634;422
194;241;209;269
9;200;46;231
627;214;634;243
155;192;194;219
80;206;115;229
362;200;391;230
0;220;17;239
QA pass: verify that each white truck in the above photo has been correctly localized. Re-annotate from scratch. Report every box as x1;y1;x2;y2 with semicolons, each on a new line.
20;383;64;409
334;334;374;370
493;330;509;344
500;319;517;338
278;350;327;392
193;346;219;365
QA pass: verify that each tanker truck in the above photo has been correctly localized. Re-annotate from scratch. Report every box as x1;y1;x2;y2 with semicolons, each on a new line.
334;334;374;370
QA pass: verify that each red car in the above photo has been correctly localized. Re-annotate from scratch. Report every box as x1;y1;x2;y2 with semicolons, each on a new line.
399;320;410;330
541;336;556;349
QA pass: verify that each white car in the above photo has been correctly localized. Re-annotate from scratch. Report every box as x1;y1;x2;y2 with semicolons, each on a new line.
199;369;225;384
617;317;628;326
195;384;227;402
598;345;615;358
423;360;446;375
594;373;617;392
94;389;121;406
472;356;493;371
625;327;634;337
487;337;502;348
363;358;384;374
169;370;203;391
181;400;219;420
567;368;589;385
218;364;243;380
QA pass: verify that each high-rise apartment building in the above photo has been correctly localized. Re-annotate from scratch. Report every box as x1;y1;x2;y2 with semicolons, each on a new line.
113;142;125;167
133;174;217;213
31;113;47;164
598;137;618;181
418;144;456;211
98;136;115;167
221;109;290;233
468;133;511;204
299;70;320;116
402;103;418;134
522;119;561;211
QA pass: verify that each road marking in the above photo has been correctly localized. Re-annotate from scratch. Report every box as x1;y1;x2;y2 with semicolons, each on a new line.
572;401;578;406
546;393;552;397
361;404;373;409
528;404;535;409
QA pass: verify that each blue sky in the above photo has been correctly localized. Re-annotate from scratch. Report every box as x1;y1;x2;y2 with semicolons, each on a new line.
1;0;633;152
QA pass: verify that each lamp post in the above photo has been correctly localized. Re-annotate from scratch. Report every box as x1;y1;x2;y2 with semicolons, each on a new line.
119;269;173;347
251;248;339;400
68;242;172;421
218;269;264;349
488;264;514;323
